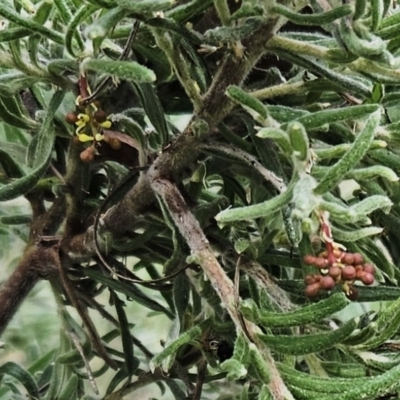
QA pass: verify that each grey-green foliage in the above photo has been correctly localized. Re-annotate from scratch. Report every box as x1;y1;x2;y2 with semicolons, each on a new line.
2;0;400;399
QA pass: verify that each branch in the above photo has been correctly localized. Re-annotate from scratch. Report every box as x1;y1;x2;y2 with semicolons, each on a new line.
0;246;58;337
101;17;286;234
151;177;294;400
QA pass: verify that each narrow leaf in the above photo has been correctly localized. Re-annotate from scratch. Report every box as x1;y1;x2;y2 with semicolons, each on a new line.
0;91;64;200
241;293;349;328
134;82;169;146
314;110;381;195
150;319;211;372
84;59;156;83
29;90;65;169
113;292;137;375
258;319;357;355
0;362;39;398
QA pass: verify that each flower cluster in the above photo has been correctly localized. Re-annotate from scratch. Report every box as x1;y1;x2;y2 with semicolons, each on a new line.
303;250;376;300
64;76;114;162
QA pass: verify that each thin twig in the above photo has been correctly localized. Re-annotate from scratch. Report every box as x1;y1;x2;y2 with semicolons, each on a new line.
192;359;208;400
67;329;99;394
55;252;117;369
77;291;154;357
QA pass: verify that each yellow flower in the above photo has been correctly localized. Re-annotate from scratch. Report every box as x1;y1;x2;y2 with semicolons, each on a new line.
78;133;94;142
99;120;112;129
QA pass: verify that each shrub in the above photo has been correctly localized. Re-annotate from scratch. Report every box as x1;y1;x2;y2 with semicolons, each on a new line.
1;0;400;399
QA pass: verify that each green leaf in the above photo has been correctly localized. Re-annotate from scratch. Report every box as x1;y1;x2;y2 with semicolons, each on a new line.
339;18;386;58
28;90;65;169
84;59;156;83
287;121;309;161
166;0;213;23
288;104;380;131
66;4;98;57
0;91;64;201
272;4;352;26
58;375;78;400
0;362;39;399
150;319;211;371
0;95;38;130
318;362;400;400
133;82;169;146
249;343;270;384
241;293;349;328
28;349;57;375
257;127;292;155
0;3;64;43
331;226;383;242
0;149;24;179
226;85;267;121
83;267;174;319
116;0;176;13
314;110;381;195
279;363;369;394
173;272;190;327
85;6;125;41
106;368;128;395
113;292;137;375
356;294;400;350
258;319;357;355
221;359;247;381
354;0;367;20
0;214;31;225
216;181;294;223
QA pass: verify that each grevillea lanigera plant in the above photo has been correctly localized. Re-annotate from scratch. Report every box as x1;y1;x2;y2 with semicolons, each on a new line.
3;0;400;399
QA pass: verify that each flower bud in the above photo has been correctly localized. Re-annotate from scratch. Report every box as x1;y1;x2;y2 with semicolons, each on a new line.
329;266;341;279
65;112;78;125
363;263;376;275
342;265;356;280
94;109;107;123
360;272;374;286
303;255;316;265
304;274;316;285
353;253;364;265
320;276;335;290
342;253;355;265
80;146;95;163
315;257;329;269
305;282;321;298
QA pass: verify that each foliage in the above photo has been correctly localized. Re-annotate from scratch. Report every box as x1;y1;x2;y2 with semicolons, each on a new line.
2;0;400;399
